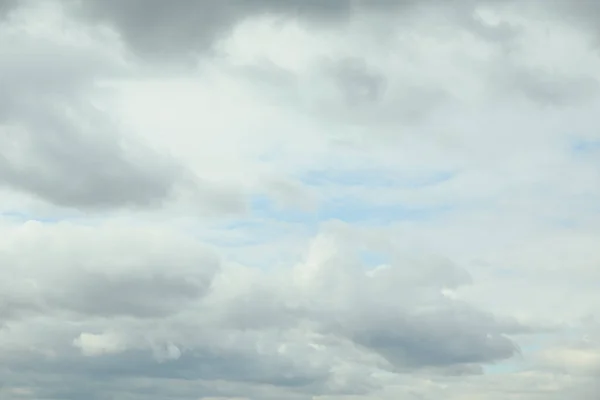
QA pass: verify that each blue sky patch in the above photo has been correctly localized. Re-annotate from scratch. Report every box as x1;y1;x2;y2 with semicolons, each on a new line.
248;194;454;226
570;138;600;154
359;249;390;268
0;211;63;223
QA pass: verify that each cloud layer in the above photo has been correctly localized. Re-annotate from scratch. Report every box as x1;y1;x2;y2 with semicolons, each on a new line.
1;1;600;399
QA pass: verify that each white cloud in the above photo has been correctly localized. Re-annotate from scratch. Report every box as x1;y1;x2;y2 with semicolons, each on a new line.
73;332;128;357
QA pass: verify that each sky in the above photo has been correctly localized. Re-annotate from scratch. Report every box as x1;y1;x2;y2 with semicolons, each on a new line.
1;0;600;399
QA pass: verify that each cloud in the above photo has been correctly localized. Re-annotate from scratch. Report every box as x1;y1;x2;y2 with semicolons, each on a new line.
2;0;600;399
284;224;526;371
0;218;537;398
73;332;128;357
0;2;245;213
0;219;220;321
72;0;356;59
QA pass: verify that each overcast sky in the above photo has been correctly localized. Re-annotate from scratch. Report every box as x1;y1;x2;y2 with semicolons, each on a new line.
1;0;600;399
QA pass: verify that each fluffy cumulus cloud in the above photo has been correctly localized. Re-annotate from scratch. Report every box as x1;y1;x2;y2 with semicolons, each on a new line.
2;0;600;399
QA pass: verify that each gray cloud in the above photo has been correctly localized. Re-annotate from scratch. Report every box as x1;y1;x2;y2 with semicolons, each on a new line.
20;347;328;387
546;0;600;44
73;0;353;59
64;0;506;60
0;221;537;399
346;305;520;369
0;295;42;324
0;221;221;321
1;0;598;399
50;272;211;318
317;57;434;126
195;227;531;375
0;107;182;210
313;297;523;373
231;56;449;131
0;7;247;213
505;69;600;106
325;58;387;109
0;24;180;211
4;0;599;61
0;325;372;400
0;0;17;16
